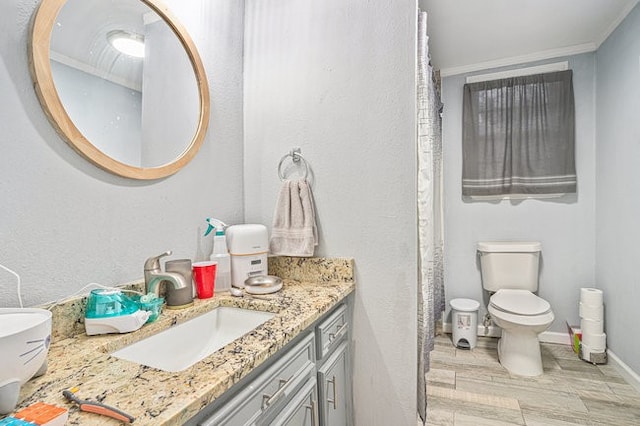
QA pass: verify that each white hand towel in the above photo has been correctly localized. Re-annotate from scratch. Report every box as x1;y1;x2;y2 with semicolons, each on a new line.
269;179;318;257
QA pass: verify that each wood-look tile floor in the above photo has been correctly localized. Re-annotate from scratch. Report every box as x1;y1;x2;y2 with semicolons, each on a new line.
424;335;640;425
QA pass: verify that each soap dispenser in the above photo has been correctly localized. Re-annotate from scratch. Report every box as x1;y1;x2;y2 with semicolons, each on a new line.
205;218;232;292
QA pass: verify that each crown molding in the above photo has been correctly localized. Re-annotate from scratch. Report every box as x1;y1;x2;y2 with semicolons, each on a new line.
440;42;596;78
595;0;639;47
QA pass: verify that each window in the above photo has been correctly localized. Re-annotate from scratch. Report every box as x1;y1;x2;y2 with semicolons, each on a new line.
462;70;576;197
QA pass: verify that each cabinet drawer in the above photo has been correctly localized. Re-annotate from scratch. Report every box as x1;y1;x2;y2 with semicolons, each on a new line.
316;304;348;360
261;377;318;426
200;333;315;426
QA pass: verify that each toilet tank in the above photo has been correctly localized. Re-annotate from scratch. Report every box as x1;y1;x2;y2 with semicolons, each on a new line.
477;241;541;292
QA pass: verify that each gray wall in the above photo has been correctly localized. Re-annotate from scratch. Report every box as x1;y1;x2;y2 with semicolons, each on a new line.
243;0;418;423
441;54;597;333
0;0;245;307
595;3;640;374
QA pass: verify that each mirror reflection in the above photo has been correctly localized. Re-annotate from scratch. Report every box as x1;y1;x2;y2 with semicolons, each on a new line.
48;0;201;168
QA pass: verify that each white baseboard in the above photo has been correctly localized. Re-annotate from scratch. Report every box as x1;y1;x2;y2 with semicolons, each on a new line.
538;331;571;345
442;322;502;338
607;349;640;393
442;323;571;345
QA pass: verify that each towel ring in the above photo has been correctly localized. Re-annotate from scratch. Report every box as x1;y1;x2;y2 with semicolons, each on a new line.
278;149;309;181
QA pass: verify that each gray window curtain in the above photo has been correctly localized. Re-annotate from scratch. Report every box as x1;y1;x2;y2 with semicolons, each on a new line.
462;70;576;196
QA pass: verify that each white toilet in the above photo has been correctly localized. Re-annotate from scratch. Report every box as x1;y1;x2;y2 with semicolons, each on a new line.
478;241;554;376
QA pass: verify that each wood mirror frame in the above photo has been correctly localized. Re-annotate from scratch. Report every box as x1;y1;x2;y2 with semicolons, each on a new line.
29;0;210;180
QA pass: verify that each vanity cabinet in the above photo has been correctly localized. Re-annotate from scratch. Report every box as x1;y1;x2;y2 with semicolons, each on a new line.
188;299;352;426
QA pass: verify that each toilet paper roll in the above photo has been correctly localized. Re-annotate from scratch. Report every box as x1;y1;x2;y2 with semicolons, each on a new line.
580;288;603;306
581;318;604;335
582;332;607;350
579;302;604;320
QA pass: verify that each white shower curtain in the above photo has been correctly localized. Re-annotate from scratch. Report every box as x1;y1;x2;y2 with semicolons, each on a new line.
416;9;444;424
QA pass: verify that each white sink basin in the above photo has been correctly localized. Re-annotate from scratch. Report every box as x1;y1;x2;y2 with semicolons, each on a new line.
111;306;275;372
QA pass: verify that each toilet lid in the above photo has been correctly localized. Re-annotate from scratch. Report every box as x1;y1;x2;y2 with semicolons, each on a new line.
490;289;551;316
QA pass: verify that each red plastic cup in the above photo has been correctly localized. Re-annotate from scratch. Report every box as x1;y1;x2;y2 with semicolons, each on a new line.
192;261;217;299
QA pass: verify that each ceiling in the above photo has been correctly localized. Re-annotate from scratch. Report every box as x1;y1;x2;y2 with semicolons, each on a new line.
421;0;640;76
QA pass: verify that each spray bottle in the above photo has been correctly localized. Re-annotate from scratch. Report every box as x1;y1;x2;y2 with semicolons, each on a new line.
204;218;232;292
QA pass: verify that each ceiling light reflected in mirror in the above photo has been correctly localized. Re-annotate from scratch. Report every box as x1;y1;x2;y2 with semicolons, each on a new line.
107;30;145;58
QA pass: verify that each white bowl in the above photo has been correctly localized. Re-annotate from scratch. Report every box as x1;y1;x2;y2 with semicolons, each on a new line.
0;308;52;414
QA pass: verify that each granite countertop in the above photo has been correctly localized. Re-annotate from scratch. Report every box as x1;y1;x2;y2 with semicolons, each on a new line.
15;257;355;425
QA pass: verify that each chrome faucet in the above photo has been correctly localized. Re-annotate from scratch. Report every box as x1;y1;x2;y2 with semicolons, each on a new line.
144;251;188;297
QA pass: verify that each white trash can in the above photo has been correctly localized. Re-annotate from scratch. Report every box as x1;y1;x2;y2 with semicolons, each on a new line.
450;298;480;349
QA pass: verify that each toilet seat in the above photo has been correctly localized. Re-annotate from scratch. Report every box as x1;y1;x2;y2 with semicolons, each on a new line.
490;289;551;316
488;300;554;328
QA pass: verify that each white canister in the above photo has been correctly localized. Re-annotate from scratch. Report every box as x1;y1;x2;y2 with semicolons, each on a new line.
226;224;269;288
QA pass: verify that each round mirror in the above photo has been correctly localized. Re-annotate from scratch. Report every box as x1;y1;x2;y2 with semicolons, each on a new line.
30;0;210;180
